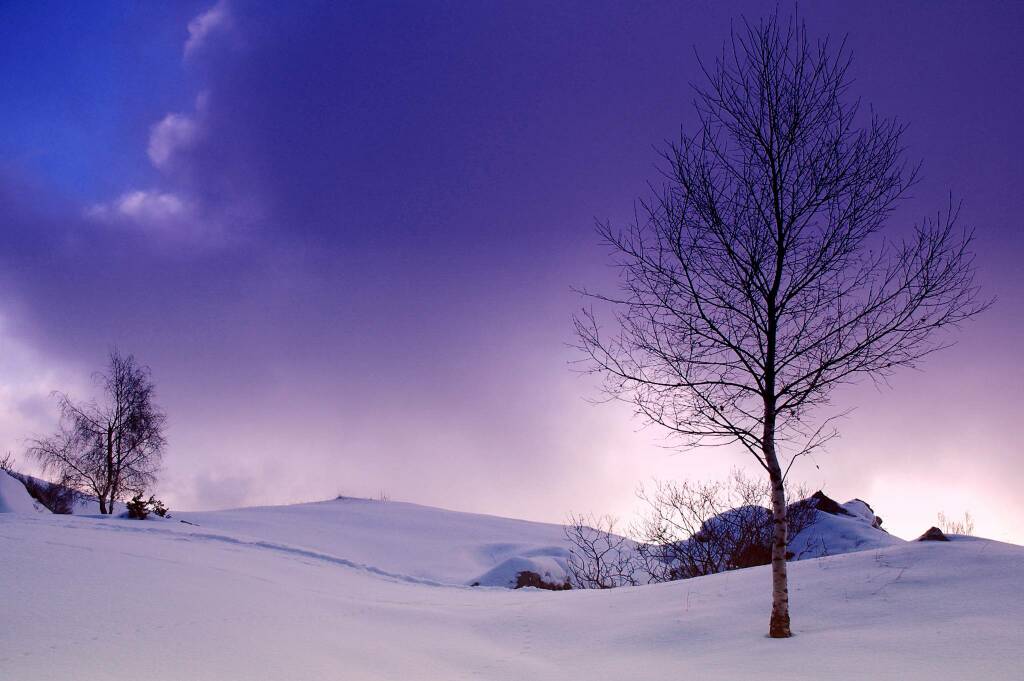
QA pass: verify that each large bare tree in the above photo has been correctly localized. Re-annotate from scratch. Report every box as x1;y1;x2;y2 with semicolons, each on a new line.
29;349;166;514
574;14;986;637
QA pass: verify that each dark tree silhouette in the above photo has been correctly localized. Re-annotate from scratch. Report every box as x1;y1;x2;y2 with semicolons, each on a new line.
29;349;166;514
574;13;986;637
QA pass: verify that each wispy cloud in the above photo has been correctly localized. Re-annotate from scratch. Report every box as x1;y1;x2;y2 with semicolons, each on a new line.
184;0;233;59
88;189;193;224
84;189;226;246
148;113;199;170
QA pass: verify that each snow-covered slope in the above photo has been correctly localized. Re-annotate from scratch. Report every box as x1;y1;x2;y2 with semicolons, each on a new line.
0;470;50;514
179;497;572;587
1;510;1021;681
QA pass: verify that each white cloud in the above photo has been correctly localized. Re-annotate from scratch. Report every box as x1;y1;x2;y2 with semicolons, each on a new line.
148;113;199;170
184;0;232;58
85;189;240;248
88;189;193;225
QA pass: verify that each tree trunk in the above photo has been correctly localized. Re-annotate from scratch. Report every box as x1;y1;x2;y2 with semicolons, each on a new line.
105;426;115;515
98;495;108;515
762;410;791;638
767;467;790;638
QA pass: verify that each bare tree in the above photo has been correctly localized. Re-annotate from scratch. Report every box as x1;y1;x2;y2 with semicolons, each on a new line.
29;349;166;514
574;13;986;637
564;513;640;589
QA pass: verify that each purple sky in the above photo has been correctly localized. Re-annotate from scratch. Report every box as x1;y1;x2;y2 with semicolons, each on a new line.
1;1;1021;542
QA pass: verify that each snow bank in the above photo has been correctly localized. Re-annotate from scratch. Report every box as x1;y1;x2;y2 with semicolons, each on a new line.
0;470;50;514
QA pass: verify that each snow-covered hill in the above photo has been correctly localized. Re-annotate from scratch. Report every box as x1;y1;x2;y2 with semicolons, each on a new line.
2;476;1023;680
1;506;1021;681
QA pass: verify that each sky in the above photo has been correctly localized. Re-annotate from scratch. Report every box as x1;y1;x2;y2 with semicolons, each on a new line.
0;1;1021;543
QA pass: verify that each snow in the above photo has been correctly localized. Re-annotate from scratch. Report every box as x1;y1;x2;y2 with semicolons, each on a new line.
791;499;904;559
2;498;1022;680
0;471;50;514
179;497;573;587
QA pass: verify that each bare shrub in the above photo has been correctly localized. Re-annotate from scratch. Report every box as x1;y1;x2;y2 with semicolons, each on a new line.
564;513;640;589
938;511;974;536
634;471;817;580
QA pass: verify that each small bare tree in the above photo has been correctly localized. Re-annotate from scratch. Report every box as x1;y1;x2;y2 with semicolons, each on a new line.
29;349;166;514
574;13;986;636
564;514;640;589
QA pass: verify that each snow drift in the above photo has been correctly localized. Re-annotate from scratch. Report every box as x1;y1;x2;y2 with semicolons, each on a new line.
0;470;50;514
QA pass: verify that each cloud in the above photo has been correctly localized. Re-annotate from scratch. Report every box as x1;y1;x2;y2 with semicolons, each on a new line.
85;189;226;246
184;0;232;59
88;189;193;225
0;318;90;473
148;113;199;170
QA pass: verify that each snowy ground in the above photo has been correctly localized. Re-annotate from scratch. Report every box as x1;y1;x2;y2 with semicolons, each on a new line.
2;483;1023;680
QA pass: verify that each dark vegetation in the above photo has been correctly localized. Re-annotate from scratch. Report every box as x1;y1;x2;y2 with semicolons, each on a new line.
126;493;170;520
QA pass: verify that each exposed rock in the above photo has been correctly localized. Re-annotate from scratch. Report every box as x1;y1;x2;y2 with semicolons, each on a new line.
514;570;571;591
917;526;950;542
807;491;851;516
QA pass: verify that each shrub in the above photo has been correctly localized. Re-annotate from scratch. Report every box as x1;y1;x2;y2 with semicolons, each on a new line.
126;494;170;520
126;493;150;519
151;497;169;517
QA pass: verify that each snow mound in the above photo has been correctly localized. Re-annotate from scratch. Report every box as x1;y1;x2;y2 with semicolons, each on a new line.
791;494;903;559
0;470;50;514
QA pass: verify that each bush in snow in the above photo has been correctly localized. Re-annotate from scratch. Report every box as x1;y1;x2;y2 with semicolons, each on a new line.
126;494;169;520
151;497;170;517
126;493;150;519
